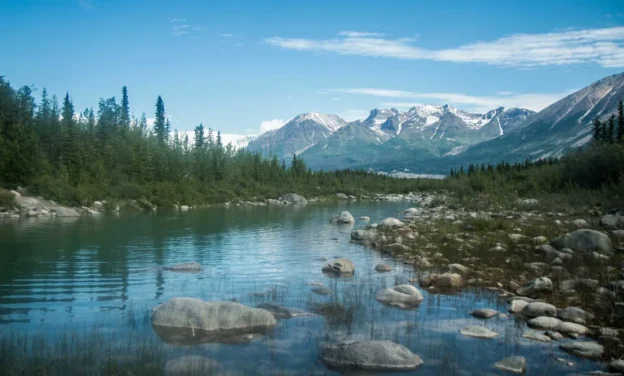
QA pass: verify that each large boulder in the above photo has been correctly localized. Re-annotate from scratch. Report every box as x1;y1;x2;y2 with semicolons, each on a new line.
527;316;562;330
375;285;424;305
53;206;81;217
152;298;276;334
378;217;405;230
420;273;463;289
508;300;529;313
322;258;355;274
320;340;423;371
521;302;557;318
447;263;471;276
551;229;612;253
330;211;355;224
516;277;553;298
335;193;349;200
560;341;604;359
555;321;588;335
282;193;307;205
557;306;594;324
350;229;378;243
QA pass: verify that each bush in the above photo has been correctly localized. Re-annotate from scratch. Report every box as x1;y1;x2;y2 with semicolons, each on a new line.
0;189;15;208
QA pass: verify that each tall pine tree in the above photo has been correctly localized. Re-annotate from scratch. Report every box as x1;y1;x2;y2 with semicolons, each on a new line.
592;118;602;142
120;86;130;129
618;100;624;143
154;96;166;145
607;115;616;143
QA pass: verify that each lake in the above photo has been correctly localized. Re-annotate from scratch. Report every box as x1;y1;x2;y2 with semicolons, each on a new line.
0;202;600;374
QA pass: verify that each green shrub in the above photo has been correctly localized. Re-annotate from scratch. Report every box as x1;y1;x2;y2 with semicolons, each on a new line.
0;189;15;208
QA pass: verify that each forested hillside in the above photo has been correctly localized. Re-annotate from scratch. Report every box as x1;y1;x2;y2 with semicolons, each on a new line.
0;78;426;207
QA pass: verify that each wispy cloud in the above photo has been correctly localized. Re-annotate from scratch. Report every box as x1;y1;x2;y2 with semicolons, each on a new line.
219;33;233;37
170;18;187;23
260;119;286;132
265;27;624;68
335;88;575;112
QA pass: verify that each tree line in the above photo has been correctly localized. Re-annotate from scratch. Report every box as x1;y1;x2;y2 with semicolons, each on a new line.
0;77;425;206
592;100;624;143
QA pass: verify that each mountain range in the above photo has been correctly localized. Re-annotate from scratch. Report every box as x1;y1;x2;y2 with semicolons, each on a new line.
242;72;624;174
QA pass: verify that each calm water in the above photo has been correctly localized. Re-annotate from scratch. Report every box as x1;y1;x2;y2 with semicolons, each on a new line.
0;202;602;374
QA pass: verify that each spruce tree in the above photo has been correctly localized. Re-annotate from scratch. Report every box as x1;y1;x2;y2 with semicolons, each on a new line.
592;118;602;142
121;86;130;129
618;100;624;143
194;123;205;149
607;115;616;143
154;96;166;145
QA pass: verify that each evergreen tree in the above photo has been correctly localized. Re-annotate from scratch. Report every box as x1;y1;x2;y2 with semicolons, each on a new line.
154;96;166;145
618;100;624;143
607;115;616;143
120;86;130;129
592;118;602;142
194;123;205;149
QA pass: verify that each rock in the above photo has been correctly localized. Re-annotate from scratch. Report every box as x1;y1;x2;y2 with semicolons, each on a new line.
256;303;315;319
53;207;80;217
558;306;594;324
545;331;564;340
494;356;526;374
517;198;539;206
164;355;220;375
508;300;529;313
516;277;553;297
521;302;557;317
573;219;589;228
459;326;498;338
560;341;604;359
384;243;410;255
551;229;613;253
312;286;333;295
179;205;189;211
601;213;624;229
448;263;471;276
420;273;463;289
359;216;370;221
282;193;307;204
350;229;378;243
375;264;393;273
376;285;424;305
612;229;624;239
609;360;624;373
151;298;276;334
535;244;559;260
322;258;355;274
527;316;562;330
335;193;348;200
471;308;498;319
164;261;201;272
509;234;528;242
320;340;423;371
555;321;588;335
330;211;355;224
378;217;405;229
26;209;38;217
93;201;103;208
523;331;552;342
533;236;548;244
560;278;599;292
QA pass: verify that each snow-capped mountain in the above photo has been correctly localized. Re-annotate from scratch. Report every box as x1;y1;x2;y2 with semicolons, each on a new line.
246;112;347;159
299;104;535;170
447;72;624;168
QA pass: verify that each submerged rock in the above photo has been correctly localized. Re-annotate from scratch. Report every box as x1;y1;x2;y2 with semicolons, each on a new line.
256;303;315;319
320;340;423;371
312;286;333;295
376;285;424;305
375;264;393;273
164;261;201;272
322;258;355;274
560;341;604;359
329;211;355;224
164;355;220;375
471;308;498;319
551;229;612;253
459;326;498;338
523;331;552;342
152;298;276;331
494;356;526;374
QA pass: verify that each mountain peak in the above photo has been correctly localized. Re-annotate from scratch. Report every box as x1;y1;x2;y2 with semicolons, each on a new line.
291;112;346;132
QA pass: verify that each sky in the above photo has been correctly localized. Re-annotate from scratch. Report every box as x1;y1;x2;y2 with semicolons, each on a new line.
2;0;623;136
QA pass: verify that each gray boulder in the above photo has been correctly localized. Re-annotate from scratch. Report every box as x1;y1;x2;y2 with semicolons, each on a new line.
282;193;307;205
378;217;405;229
471;308;498;319
320;340;423;371
527;316;562;330
555;321;588;335
375;264;393;273
551;229;612;253
335;193;349;200
516;277;552;297
312;286;333;295
560;341;604;359
459;326;498;338
350;229;378;243
508;300;529;313
322;258;355;274
447;263;471;276
557;306;594;324
53;206;81;217
376;285;424;304
610;360;624;373
330;211;355;224
601;213;624;229
151;298;276;334
521;302;557;317
494;356;526;374
523;331;552;342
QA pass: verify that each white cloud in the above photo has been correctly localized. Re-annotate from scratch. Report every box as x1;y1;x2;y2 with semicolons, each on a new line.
265;27;624;68
170;18;187;23
146;117;155;126
171;30;188;36
330;97;340;101
219;33;233;37
260;119;286;132
234;43;244;47
336;87;574;112
338;31;385;37
172;24;189;31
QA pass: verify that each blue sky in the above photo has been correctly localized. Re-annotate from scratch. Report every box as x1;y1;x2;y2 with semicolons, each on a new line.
2;0;623;136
